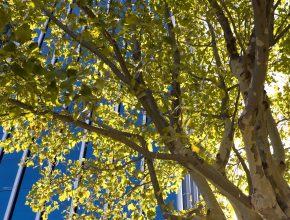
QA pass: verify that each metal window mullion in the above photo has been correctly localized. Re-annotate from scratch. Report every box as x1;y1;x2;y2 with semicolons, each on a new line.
181;175;191;210
0;130;8;163
37;2;57;49
191;176;199;204
177;183;183;211
4;149;30;220
106;0;112;14
186;174;192;209
38;18;51;49
0;148;4;163
35;158;57;220
139;111;146;216
103;103;119;218
69;114;92;218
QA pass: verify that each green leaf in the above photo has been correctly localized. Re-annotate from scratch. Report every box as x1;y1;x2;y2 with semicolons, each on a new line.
0;42;17;56
60;78;75;91
14;24;32;43
125;14;138;25
0;8;9;30
80;84;92;96
95;79;105;90
3;42;17;52
52;70;67;80
67;68;77;77
11;63;28;79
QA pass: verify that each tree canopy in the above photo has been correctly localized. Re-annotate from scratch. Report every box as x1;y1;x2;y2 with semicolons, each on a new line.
0;0;289;219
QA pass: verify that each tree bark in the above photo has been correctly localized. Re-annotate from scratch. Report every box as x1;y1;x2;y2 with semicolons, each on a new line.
266;107;286;173
215;118;233;176
236;1;289;218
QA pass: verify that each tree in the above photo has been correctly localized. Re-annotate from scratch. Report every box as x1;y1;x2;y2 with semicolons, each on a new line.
0;0;289;219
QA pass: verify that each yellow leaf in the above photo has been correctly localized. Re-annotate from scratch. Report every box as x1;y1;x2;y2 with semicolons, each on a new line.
59;193;67;202
128;203;135;211
191;144;200;153
27;2;35;8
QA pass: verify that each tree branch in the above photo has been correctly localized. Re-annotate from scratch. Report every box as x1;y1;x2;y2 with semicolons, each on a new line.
187;72;219;87
229;87;240;138
267;0;275;47
93;119;147;148
147;158;188;220
207;0;239;59
232;144;253;194
85;156;143;172
273;0;282;10
146;158;170;219
7;99;175;161
227;84;239;91
273;24;290;45
218;0;246;54
200;113;221;119
208;20;233;175
266;107;286;172
245;0;269;111
164;2;182;132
